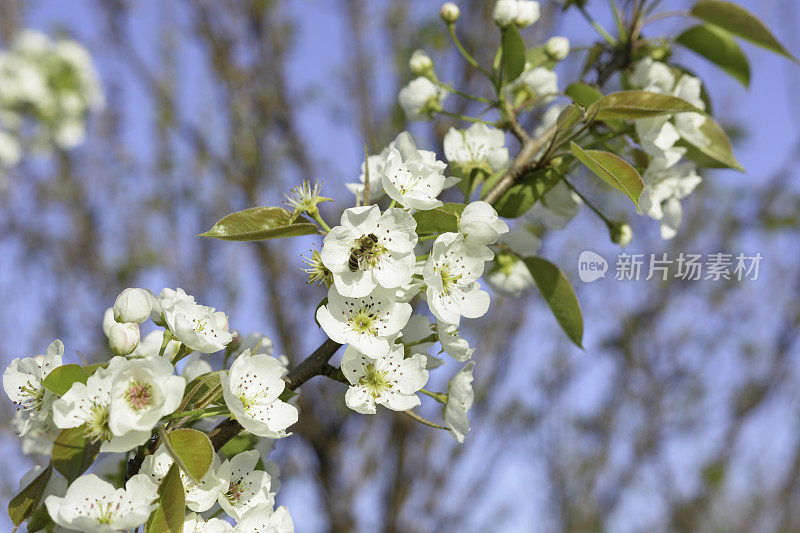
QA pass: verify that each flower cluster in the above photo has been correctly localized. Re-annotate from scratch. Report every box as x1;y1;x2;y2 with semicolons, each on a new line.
4;287;296;531
629;57;705;239
312;128;514;440
0;30;103;185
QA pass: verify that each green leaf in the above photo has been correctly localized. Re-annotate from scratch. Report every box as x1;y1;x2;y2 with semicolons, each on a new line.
165;428;214;482
524;257;583;348
564;82;602;107
491;168;561;218
569;143;643;206
413;203;466;234
200;206;317;241
587;90;704;121
690;0;799;64
52;427;101;483
676;24;750;87
502;26;527;83
678;116;744;171
41;364;89;396
552;103;586;148
8;464;52;527
180;371;223;411
146;463;185;533
83;362;108;376
218;433;257;458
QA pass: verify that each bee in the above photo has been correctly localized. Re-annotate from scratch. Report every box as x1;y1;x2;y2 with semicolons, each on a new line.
348;233;379;272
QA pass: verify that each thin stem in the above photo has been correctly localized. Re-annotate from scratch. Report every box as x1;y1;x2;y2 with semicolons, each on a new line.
404;409;448;430
561;175;614;227
447;24;494;82
438;110;500;126
171;344;192;364
434;79;495;105
162;406;228;422
579;5;618;46
420;388;447;403
609;0;626;40
158;330;173;357
311;212;332;233
643;10;690;27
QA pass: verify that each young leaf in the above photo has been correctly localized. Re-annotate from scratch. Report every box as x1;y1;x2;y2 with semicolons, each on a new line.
678;117;744;171
8;464;53;527
490;168;561;218
166;428;214;482
526;46;557;70
145;463;185;533
676;24;750;87
587;90;703;121
413;203;466;234
502;26;527;83
200;206;317;241
41;364;89;396
553;103;586;147
565;82;602;108
569;143;643;206
523;257;583;348
52;426;101;483
180;371;223;412
690;0;799;64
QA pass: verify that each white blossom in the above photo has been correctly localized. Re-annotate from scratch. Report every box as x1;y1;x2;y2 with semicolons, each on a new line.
161;288;234;353
545;36;570;60
638;157;702;239
221;350;298;439
44;473;158;533
184;513;236;532
217;450;275;522
443;123;509;174
509;66;558;105
113;287;154;324
130;329;180;359
629;57;675;94
493;0;540;28
398;76;446;121
230;331;275;359
485;228;540;297
3;339;63;435
458;200;509;245
672;74;708;147
444;361;475;443
321;205;417;297
13;409;60;454
423;232;493;325
409;49;434;76
141;444;225;512
235;504;294;533
108;321;140;356
52;357;151;453
341;344;428;414
437;322;475;362
380;135;448;210
108;356;186;436
183;353;213;382
634;116;685;168
316;286;412;358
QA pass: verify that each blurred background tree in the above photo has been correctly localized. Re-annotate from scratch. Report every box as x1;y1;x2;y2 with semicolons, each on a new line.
1;0;800;531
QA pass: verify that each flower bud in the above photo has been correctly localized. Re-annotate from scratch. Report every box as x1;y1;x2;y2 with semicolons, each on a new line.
514;1;540;28
493;0;517;27
109;322;140;356
409;49;434;77
102;307;115;337
147;289;166;326
545;36;570;60
113;288;153;324
439;2;460;23
610;222;633;248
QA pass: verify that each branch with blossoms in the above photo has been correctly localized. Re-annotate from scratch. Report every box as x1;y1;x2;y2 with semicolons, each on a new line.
4;0;798;531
